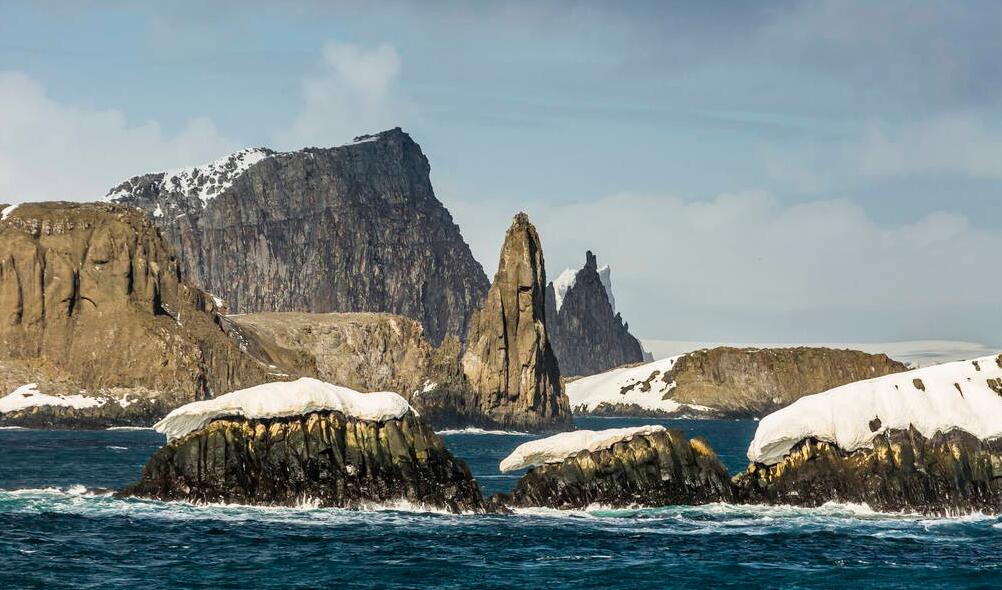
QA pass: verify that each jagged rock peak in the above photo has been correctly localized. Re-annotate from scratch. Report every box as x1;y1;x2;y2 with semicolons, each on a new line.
104;127;489;345
462;212;571;432
546;250;644;377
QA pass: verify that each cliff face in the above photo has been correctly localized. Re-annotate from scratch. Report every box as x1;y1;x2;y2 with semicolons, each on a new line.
494;429;733;510
462;213;571;432
106;128;489;345
119;410;485;513
546;251;644;377
0;202;269;423
735;428;1002;516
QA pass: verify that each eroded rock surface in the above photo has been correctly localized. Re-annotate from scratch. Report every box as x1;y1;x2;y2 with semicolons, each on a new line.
0;202;269;426
735;428;1002;515
119;411;485;513
462;213;571;432
546;251;644;377
107;129;489;345
495;429;733;509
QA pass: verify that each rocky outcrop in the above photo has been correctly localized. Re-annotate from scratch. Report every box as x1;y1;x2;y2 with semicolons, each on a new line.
119;410;485;513
735;428;1002;516
546;251;644;377
106;129;489;345
494;429;733;509
462;213;571;432
569;347;907;418
0;202;270;427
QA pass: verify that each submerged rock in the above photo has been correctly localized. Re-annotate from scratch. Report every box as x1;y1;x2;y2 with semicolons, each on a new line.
493;427;733;509
462;213;571;432
120;408;485;513
735;428;1002;515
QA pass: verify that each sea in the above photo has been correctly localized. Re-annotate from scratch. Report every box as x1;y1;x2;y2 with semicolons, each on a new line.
2;416;1000;589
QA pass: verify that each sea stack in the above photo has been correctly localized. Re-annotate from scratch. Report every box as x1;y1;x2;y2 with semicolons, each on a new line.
735;355;1002;515
493;426;733;509
461;213;571;432
119;378;486;513
546;251;645;377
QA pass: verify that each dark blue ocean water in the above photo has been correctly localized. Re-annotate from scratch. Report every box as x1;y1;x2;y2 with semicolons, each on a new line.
2;416;1001;589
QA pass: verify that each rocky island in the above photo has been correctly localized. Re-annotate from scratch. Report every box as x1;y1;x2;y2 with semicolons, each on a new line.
119;378;486;513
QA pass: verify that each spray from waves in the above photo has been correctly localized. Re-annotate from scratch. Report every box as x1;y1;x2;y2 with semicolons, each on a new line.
436;427;532;436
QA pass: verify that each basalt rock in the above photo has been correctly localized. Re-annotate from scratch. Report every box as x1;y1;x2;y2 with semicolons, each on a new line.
118;411;486;513
494;429;733;509
462;213;571;432
106;128;489;345
734;427;1002;515
0;202;270;426
546;251;644;377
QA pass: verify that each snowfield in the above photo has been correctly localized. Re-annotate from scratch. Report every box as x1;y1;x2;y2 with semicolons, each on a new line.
0;384;105;413
747;354;1002;465
154;378;414;440
565;355;712;415
499;425;666;472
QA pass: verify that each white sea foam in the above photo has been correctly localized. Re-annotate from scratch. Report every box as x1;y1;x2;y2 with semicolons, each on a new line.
436;427;532;436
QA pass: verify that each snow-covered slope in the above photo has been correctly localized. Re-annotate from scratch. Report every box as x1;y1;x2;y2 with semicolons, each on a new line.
641;339;998;368
499;425;666;472
748;354;1002;465
155;378;414;441
565;355;711;415
106;147;273;207
0;384;105;413
596;264;615;311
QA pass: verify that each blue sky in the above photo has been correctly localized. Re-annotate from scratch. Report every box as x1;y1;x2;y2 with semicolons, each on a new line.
2;1;1001;345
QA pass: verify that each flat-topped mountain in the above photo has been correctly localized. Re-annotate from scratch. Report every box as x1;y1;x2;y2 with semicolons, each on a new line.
546;251;644;377
106;128;489;345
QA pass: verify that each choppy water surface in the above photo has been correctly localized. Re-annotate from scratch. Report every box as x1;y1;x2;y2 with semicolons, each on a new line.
2;417;999;589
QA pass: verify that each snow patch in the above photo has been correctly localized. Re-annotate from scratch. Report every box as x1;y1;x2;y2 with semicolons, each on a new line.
597;264;615;311
748;354;1002;465
551;268;578;312
499;425;667;472
0;384;105;413
1;204;17;221
154;377;414;441
565;355;712;415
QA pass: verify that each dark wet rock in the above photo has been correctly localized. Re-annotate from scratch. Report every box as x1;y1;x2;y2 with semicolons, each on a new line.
462;213;571;432
545;251;644;377
118;411;486;513
107;129;489;345
734;427;1002;515
493;429;733;510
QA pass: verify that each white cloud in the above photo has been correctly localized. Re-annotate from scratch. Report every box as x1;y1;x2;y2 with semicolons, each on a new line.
443;190;1002;344
0;71;237;203
861;112;1002;179
276;41;412;149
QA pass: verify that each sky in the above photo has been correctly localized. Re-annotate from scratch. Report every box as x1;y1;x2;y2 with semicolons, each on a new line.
1;1;1000;346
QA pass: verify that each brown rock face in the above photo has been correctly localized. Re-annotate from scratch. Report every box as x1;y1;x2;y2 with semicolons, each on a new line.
546;251;644;377
106;128;489;345
462;213;571;432
119;410;485;513
494;429;733;510
735;428;1002;516
0;202;268;418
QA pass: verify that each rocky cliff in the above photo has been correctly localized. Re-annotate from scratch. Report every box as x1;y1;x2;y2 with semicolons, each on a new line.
546;251;644;377
119;410;485;513
462;213;571;432
568;347;907;418
494;428;733;510
106;128;489;345
0;202;270;426
735;428;1002;515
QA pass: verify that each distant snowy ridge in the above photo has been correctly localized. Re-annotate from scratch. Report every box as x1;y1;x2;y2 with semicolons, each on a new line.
154;378;414;440
499;425;666;472
105;147;273;207
748;354;1002;466
565;355;712;415
551;267;578;312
